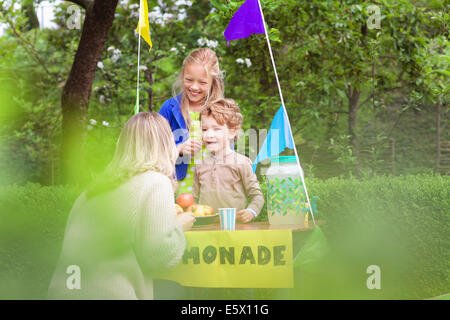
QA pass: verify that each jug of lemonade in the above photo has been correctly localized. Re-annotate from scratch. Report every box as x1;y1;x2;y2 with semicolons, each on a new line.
265;156;309;226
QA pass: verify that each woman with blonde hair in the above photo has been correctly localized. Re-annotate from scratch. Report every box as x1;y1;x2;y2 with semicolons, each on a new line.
159;47;225;195
48;112;194;300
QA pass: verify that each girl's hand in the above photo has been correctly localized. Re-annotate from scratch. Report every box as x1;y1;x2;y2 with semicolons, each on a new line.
175;212;196;230
179;139;202;156
236;209;254;223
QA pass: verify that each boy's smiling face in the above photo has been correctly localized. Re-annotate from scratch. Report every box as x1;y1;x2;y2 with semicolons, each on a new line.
201;115;236;155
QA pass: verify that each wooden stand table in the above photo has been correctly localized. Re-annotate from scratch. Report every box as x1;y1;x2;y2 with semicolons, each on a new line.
191;220;325;232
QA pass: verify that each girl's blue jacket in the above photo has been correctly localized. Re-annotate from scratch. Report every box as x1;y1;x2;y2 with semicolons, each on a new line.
158;94;190;180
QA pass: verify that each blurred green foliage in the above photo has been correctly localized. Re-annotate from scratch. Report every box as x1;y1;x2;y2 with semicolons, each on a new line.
0;0;448;301
0;174;448;299
0;183;81;299
304;173;450;299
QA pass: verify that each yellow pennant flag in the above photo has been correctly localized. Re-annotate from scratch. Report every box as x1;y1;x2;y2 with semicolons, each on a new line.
136;0;152;48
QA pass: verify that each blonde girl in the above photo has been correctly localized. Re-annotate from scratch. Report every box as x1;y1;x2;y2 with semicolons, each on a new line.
158;48;224;194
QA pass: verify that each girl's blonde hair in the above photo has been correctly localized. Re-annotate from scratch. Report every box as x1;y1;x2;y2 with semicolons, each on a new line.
87;112;177;197
173;48;224;128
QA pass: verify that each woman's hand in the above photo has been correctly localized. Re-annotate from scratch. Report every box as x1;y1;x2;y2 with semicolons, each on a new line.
178;139;202;156
175;211;196;230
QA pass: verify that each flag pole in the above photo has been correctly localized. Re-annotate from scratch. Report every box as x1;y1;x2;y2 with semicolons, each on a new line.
135;0;143;115
256;0;316;225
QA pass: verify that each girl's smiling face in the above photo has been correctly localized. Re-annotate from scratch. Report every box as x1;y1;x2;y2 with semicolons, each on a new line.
183;63;211;108
201;115;236;155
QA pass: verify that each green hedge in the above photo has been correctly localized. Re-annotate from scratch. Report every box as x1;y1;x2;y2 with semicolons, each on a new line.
304;174;450;299
0;175;448;299
0;183;80;299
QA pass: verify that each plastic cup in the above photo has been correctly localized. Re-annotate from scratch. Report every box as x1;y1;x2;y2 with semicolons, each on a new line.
219;208;236;231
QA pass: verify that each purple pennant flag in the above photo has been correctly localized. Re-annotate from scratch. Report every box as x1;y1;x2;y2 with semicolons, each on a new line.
223;0;265;46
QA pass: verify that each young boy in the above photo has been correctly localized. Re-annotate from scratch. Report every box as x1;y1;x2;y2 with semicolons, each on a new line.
193;98;264;223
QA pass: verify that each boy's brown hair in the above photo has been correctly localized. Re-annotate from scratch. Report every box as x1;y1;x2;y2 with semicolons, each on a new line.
200;98;243;130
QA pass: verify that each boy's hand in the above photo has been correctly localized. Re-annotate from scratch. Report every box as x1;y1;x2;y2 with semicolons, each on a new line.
236;209;254;223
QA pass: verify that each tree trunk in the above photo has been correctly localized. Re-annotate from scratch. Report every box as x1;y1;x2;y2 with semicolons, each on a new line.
61;0;118;185
23;1;39;30
436;102;441;172
391;138;396;176
347;85;361;172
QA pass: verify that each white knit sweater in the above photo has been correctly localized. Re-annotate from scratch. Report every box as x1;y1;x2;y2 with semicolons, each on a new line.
47;171;186;300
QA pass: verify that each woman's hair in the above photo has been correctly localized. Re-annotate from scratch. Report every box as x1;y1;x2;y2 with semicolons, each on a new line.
172;48;224;128
200;98;243;131
86;112;177;198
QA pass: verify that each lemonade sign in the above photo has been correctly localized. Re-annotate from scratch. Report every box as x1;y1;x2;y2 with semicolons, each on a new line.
155;230;293;288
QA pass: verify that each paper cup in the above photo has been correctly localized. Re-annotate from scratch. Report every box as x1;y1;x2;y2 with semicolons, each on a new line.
219;208;236;231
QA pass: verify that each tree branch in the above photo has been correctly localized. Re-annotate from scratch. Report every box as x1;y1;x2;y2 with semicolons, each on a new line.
316;31;326;48
0;7;56;77
358;93;376;108
346;84;352;99
359;86;403;109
